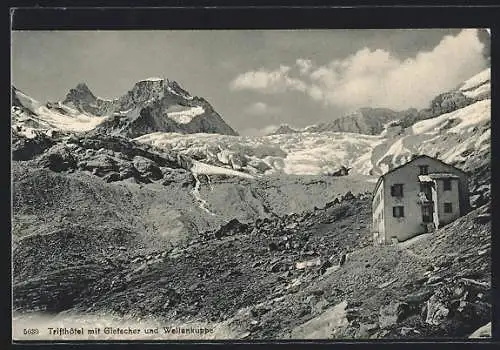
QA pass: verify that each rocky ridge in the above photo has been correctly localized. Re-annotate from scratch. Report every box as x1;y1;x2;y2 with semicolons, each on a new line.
12;78;238;139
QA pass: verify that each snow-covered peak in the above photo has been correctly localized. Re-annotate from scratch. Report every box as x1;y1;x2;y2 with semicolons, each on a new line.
12;86;42;110
13;76;238;138
11;86;109;135
140;77;164;82
459;67;490;91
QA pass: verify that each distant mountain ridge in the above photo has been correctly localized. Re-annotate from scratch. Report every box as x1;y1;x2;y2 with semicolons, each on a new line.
12;78;239;138
11;68;490;182
302;107;419;135
268;68;491;136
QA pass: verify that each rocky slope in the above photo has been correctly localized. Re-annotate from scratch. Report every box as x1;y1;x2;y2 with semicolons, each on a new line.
12;130;375;246
12;189;490;339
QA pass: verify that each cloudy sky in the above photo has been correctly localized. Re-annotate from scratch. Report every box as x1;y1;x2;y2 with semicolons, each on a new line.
11;29;490;135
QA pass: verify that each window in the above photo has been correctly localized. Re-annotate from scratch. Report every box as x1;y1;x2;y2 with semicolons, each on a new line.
393;206;405;218
419;165;429;175
444;202;453;213
391;184;404;197
443;179;452;191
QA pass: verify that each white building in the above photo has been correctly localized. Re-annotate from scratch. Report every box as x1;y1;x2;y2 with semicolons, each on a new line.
372;155;469;244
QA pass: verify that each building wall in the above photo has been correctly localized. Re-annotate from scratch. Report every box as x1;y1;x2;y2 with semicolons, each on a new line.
434;178;461;226
382;157;467;242
431;184;440;229
372;181;385;244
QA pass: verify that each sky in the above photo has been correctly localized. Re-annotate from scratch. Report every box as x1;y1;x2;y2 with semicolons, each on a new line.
11;29;490;136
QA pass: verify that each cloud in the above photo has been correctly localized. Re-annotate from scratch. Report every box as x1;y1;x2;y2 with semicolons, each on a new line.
244;102;281;116
296;58;313;75
229;65;307;93
230;29;488;110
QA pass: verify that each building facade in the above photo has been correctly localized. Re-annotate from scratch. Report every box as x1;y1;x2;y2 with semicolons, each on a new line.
372;155;469;245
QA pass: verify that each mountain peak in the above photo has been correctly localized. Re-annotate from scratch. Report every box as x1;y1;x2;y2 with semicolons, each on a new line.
139;77;164;82
75;82;91;90
269;124;298;135
73;82;94;95
64;82;96;103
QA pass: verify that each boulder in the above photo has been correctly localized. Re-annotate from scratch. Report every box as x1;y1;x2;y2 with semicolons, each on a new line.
319;260;332;275
269;261;285;272
80;154;119;176
248;158;272;173
378;301;410;328
103;172;121;183
470;194;486;209
229;152;247;170
37;144;77;172
251;306;271;317
118;162;141;181
162;168;193;186
425;294;450;326
341;191;355;201
216;149;231;165
295;257;322;270
133;156;163;181
399;327;421;337
357;323;379;338
12;131;55;161
215;219;249;238
329;165;352;177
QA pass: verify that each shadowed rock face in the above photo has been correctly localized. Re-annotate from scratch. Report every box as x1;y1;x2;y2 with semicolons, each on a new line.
63;83;117;117
62;79;238;137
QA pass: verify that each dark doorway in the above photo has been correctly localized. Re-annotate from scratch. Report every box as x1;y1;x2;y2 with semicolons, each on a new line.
422;203;433;223
420;182;432;201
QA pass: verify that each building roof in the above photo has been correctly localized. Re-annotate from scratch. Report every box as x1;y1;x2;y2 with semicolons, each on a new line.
428;173;460;179
372;155;467;197
418;173;460;182
418;175;434;182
